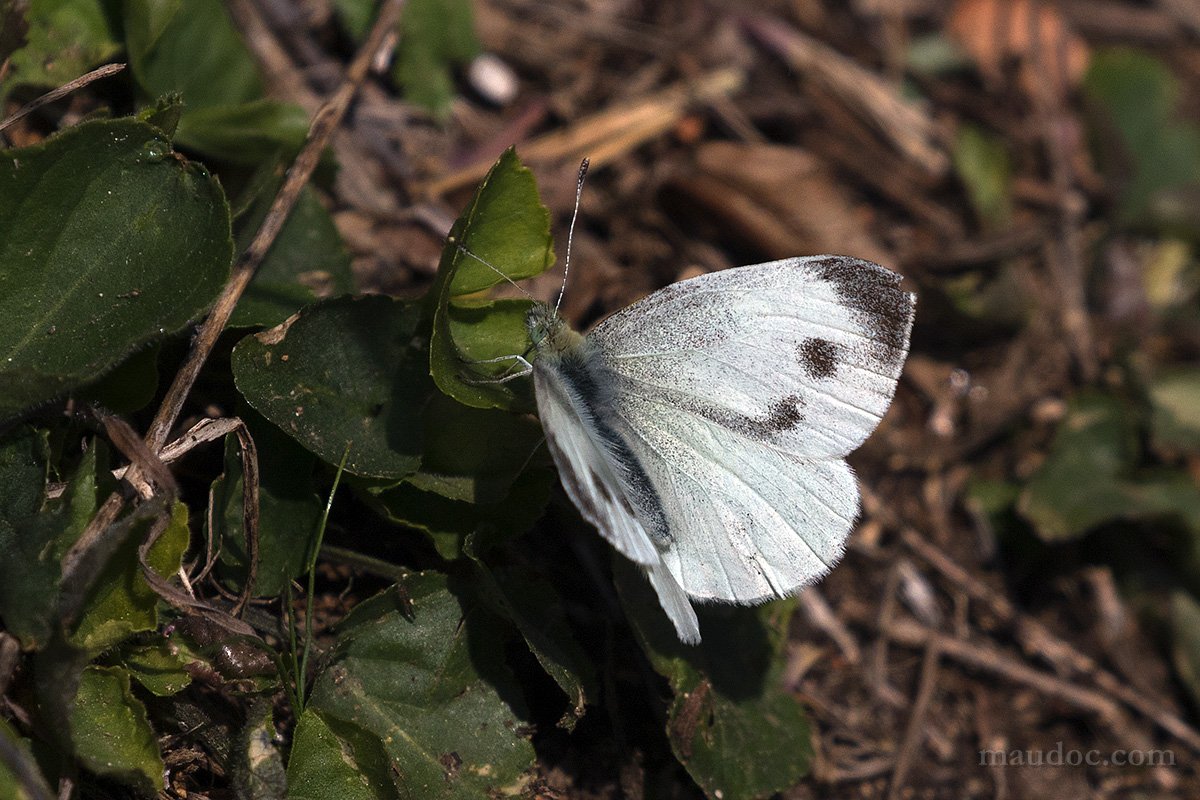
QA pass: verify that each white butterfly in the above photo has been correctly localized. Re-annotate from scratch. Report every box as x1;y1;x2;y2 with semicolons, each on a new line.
524;255;915;644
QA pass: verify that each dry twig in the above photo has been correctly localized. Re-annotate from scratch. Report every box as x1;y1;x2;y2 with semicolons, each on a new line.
0;63;125;134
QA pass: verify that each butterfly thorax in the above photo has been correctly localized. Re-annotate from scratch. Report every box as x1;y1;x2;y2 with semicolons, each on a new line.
527;303;586;359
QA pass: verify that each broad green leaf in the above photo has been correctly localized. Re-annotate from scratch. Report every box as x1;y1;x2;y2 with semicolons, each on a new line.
615;560;812;800
364;467;553;560
123;0;260;109
287;711;394;800
213;410;323;597
71;500;189;653
1019;393;1200;541
1084;49;1200;230
70;666;163;795
393;0;479;118
0;430;96;648
429;149;554;410
307;574;535;799
120;639;193;696
0;716;54;800
1150;368;1200;454
232;295;428;480
0;118;232;421
232;181;354;328
1;0;119;94
953;123;1012;228
464;536;597;727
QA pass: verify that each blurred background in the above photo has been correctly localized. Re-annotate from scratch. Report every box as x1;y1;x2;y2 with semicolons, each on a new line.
4;0;1200;797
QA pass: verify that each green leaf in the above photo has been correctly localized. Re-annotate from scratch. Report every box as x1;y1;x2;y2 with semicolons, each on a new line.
122;0;260;109
0;118;232;421
0;430;96;648
953;123;1012;228
287;711;395;800
1;0;119;93
120;639;193;696
1084;48;1200;230
232;295;428;480
71;500;189;653
174;100;310;166
363;467;553;561
615;560;812;800
429;149;554;411
307;574;535;799
1150;368;1200;454
411;391;544;503
213;411;323;597
70;666;163;795
1019;393;1200;541
392;0;479;117
464;536;597;727
232;181;354;328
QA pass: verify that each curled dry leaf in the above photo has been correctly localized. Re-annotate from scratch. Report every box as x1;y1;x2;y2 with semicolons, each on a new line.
948;0;1090;100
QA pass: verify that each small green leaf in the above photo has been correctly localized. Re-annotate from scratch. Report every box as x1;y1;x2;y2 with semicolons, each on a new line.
393;0;479;117
0;118;232;421
120;639;193;696
232;295;428;480
1;0;119;94
70;666;164;795
122;0;261;109
1150;368;1200;454
1019;393;1200;541
287;711;394;800
232;181;354;328
71;500;189;653
307;574;535;799
953;123;1012;228
616;560;813;799
429;149;554;411
137;92;184;138
1084;48;1200;230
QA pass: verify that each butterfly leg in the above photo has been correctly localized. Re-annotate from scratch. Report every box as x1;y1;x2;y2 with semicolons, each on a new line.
460;353;534;385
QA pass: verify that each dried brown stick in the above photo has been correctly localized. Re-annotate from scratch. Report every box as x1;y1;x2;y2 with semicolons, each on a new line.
143;0;404;453
0;63;125;134
887;641;942;800
419;68;744;197
883;617;1124;723
899;527;1200;752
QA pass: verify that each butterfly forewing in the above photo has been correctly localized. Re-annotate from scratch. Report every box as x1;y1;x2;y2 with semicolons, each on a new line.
587;256;915;603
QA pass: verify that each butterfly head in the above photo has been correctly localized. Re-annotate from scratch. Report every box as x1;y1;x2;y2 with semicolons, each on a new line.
527;302;584;357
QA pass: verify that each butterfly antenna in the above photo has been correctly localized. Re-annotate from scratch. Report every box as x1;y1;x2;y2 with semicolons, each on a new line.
451;239;536;301
554;158;590;315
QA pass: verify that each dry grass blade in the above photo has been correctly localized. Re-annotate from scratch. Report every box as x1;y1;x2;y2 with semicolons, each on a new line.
0;63;125;134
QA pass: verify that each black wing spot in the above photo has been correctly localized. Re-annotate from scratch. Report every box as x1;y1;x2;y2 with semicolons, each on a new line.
810;256;914;364
797;337;840;380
